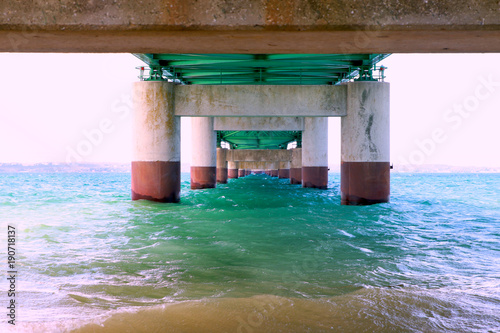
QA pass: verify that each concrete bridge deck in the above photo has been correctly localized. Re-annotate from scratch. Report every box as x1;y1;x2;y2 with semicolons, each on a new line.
1;0;499;53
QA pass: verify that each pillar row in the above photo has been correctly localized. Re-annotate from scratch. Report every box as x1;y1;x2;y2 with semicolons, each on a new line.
341;81;390;205
302;117;328;189
131;81;180;203
191;117;217;189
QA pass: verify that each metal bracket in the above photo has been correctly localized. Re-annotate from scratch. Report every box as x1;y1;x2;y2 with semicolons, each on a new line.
355;65;387;82
137;66;167;81
355;66;376;81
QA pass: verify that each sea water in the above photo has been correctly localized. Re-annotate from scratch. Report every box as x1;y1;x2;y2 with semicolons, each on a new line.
0;172;499;332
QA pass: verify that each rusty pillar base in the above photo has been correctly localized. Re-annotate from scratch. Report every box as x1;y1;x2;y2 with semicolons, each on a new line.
246;170;251;176
238;169;245;177
302;166;328;189
228;169;239;179
131;161;180;203
191;166;216;189
278;169;290;179
290;168;302;184
217;167;228;184
270;170;278;177
341;161;390;205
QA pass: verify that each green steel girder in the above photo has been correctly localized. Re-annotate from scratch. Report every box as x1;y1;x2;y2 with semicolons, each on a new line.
217;130;301;150
134;53;389;86
135;53;389;149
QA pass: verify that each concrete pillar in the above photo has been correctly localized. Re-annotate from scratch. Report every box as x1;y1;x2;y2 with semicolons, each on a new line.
268;162;279;177
290;148;302;184
131;81;180;203
191;117;216;189
341;81;390;205
302;117;328;189
278;161;290;179
238;162;246;177
228;161;239;179
216;148;228;184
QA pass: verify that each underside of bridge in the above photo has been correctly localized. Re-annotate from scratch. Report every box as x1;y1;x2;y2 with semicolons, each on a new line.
134;53;388;151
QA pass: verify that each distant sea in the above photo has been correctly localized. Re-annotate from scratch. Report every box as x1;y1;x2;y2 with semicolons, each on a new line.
0;170;499;332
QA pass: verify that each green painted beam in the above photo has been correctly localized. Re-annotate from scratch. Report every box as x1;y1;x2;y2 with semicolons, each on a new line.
184;79;336;85
134;52;389;149
163;59;356;68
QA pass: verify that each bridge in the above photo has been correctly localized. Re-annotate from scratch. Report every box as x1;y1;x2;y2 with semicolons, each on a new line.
132;53;389;204
2;0;498;205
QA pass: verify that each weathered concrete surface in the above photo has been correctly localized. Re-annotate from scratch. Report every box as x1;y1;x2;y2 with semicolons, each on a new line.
302;117;328;167
341;81;390;205
1;1;500;53
133;81;179;162
278;161;290;179
290;148;303;169
227;149;292;162
131;161;180;202
191;117;217;189
192;117;217;167
228;161;239;179
341;82;390;163
237;161;269;169
302;117;328;189
214;117;304;131
175;85;346;117
216;148;228;184
290;148;302;184
131;81;180;202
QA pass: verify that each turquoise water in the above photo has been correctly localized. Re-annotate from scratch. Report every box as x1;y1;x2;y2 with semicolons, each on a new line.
0;172;499;332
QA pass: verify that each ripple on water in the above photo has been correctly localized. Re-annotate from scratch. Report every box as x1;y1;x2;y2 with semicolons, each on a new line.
0;172;498;331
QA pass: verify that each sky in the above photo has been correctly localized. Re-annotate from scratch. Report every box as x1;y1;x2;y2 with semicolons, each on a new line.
0;53;499;168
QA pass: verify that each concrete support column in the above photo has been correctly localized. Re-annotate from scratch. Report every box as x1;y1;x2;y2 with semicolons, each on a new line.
341;81;390;205
238;162;246;177
290;148;302;184
302;117;328;189
278;161;290;179
191;117;216;189
132;81;180;202
228;161;239;179
216;148;228;184
269;162;279;177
